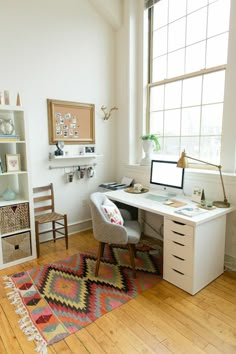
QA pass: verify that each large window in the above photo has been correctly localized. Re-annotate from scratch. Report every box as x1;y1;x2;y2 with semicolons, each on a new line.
146;0;231;163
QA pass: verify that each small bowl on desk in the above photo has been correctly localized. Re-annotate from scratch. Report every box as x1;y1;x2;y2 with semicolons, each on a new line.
200;200;214;209
206;200;213;208
133;183;143;193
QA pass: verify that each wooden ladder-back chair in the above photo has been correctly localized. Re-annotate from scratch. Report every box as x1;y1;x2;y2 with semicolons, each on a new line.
33;183;68;257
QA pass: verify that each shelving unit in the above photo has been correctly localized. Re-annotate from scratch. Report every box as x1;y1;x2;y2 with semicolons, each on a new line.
0;105;36;269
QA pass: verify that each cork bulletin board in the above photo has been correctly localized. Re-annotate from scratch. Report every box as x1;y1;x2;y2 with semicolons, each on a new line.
47;99;95;144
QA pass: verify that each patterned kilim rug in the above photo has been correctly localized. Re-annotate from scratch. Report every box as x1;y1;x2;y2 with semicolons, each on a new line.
4;244;162;353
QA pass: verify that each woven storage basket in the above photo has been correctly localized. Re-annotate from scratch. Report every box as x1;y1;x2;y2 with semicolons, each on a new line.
2;231;31;263
0;203;29;235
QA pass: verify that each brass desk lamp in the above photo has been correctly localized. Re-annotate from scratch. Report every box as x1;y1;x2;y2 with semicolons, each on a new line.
177;151;230;208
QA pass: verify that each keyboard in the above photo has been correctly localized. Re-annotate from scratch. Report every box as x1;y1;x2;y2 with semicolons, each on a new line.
145;194;169;202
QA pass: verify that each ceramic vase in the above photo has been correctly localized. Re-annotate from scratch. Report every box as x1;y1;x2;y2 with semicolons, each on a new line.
2;187;16;201
140;140;155;166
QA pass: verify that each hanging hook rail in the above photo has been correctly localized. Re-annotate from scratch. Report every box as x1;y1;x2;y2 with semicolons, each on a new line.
49;163;97;170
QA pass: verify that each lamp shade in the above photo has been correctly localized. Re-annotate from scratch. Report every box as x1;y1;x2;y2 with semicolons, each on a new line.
177;151;189;168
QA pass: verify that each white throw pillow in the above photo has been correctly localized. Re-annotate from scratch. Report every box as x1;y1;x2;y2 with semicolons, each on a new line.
101;200;124;226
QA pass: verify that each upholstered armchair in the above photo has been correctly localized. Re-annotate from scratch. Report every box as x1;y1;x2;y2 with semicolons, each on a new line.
89;192;142;278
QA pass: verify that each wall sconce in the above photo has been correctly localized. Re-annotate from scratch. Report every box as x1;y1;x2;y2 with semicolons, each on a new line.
101;105;118;120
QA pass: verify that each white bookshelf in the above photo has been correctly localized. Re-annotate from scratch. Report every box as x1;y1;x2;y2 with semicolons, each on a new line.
0;105;36;269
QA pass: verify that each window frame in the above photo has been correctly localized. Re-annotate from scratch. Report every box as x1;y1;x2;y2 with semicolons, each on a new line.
145;1;230;163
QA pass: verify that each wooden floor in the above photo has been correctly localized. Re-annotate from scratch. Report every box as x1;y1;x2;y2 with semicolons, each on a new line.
0;230;235;354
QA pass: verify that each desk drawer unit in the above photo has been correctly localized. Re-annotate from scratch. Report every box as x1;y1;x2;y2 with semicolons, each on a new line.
164;217;194;293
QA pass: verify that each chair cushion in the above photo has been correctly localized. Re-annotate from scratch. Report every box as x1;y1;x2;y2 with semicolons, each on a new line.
124;220;142;244
101;201;124;226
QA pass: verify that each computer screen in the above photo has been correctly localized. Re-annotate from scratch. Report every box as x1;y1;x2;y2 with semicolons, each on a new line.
150;160;185;196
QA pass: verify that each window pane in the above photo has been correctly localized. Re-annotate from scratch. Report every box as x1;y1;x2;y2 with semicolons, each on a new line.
167;49;185;78
165;81;182;109
153;27;168;58
162;137;181;155
187;0;207;14
206;33;229;68
153;0;168;30
150;86;164;111
200;136;221;163
186;8;207;46
201;103;223;135
202;71;225;104
168;18;186;52
208;0;231;38
182;76;202;107
185;41;206;73
152;55;167;82
169;0;186;23
181;107;201;135
164;109;181;136
150;111;164;135
180;137;200;156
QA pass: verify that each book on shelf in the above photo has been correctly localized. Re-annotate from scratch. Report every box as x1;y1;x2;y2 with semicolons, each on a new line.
175;207;208;217
0;134;20;142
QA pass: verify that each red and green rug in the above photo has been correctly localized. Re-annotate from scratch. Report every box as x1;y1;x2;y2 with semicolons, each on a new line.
4;244;162;353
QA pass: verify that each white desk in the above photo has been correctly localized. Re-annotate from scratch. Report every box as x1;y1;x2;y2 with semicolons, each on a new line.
105;189;235;295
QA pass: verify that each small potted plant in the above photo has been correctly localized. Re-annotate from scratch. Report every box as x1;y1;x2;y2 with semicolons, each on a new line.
140;134;160;165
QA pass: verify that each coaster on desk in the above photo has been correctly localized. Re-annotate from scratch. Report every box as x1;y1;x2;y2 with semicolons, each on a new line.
166;200;187;208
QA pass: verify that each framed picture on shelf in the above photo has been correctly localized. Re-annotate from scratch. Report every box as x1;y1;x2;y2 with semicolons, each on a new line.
47;99;95;145
6;154;21;172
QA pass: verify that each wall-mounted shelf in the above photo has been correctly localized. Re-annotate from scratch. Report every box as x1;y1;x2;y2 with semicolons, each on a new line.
52;154;102;160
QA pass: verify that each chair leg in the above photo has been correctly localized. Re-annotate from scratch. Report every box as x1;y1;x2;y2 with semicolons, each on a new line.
35;221;40;258
128;243;136;278
52;221;56;242
64;214;68;249
95;242;105;277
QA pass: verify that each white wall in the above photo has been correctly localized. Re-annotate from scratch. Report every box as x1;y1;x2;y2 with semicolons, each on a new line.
1;0;235;259
0;0;118;235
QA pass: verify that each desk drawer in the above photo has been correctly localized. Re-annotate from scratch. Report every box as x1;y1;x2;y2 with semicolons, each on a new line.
165;229;193;248
165;219;193;237
164;251;193;277
165;238;192;261
164;265;193;294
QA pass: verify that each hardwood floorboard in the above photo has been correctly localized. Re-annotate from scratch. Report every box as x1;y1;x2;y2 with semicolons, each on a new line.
0;231;235;353
75;328;106;354
164;296;236;353
64;333;89;353
95;314;139;354
86;322;121;354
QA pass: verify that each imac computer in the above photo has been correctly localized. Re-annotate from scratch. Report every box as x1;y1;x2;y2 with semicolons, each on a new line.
148;159;185;200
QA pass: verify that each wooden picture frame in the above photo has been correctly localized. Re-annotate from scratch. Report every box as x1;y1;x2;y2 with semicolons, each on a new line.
6;154;21;172
47;99;95;145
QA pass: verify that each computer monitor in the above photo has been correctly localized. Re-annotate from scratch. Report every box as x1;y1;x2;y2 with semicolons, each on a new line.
150;159;185;197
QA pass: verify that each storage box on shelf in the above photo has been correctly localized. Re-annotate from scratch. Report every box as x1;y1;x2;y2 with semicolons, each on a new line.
0;105;36;268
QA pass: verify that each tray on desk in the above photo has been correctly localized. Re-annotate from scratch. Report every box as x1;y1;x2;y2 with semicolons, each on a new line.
124;187;149;194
